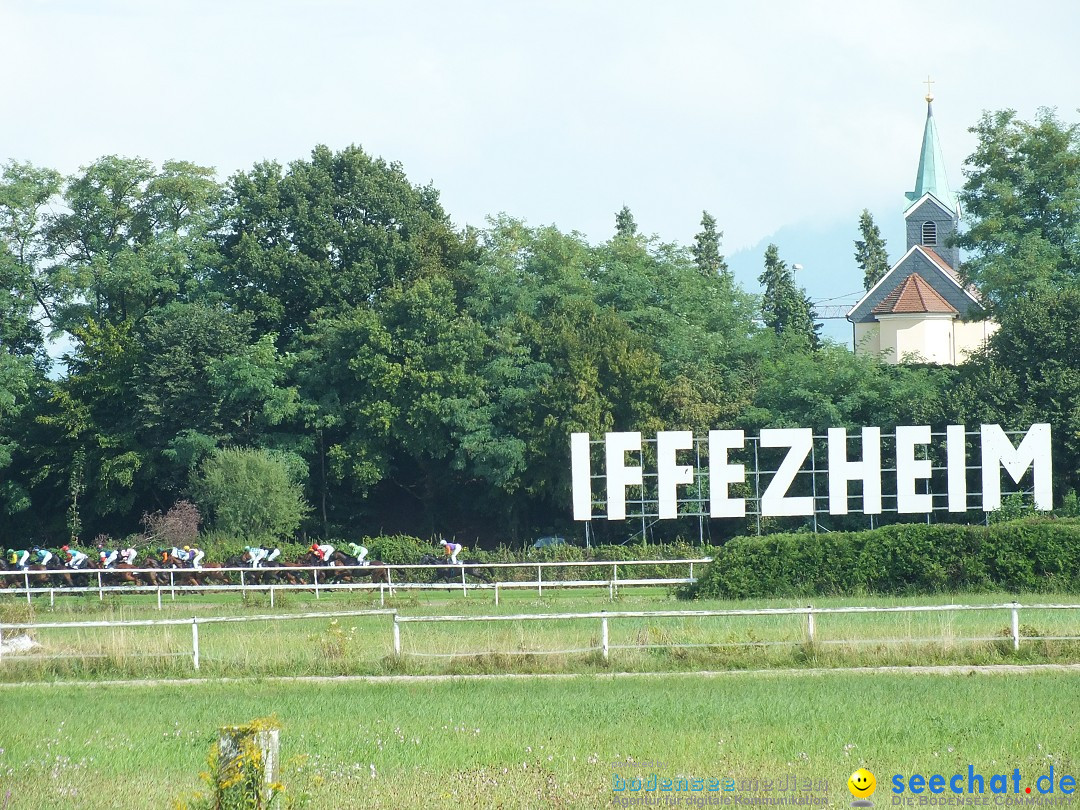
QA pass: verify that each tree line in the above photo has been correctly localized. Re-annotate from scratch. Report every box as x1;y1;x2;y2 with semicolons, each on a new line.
1;109;1078;547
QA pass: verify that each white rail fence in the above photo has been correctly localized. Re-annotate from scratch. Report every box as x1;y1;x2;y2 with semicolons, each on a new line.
0;609;397;670
3;603;1077;672
0;559;709;607
392;603;1080;660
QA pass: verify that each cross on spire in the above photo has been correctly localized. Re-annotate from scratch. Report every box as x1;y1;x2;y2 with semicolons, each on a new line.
924;75;935;103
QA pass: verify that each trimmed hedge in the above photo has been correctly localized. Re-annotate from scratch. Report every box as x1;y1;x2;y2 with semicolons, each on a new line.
685;518;1080;599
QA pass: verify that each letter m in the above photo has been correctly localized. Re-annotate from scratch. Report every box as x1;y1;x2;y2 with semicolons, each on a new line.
981;423;1052;511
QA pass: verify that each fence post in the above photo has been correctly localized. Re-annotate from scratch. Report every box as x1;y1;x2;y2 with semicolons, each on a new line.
98;570;104;601
609;578;614;602
1011;603;1020;651
192;617;200;671
156;588;162;610
806;605;815;644
386;567;394;598
537;565;542;597
50;589;55;608
379;583;384;607
393;614;401;656
689;561;694;581
612;564;618;598
313;568;320;600
461;565;468;597
170;570;175;600
217;721;280;807
0;624;4;662
601;612;609;661
270;586;275;609
24;571;31;606
494;582;500;607
240;569;246;598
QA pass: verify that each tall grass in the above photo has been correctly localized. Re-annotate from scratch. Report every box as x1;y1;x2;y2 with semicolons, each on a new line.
0;673;1075;809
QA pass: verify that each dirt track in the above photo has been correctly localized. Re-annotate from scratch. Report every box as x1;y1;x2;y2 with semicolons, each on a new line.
2;662;1079;688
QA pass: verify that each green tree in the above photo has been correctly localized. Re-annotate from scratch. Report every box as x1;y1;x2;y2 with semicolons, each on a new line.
216;144;468;338
759;244;820;349
0;161;62;360
854;208;890;291
191;447;310;539
957;108;1080;312
614;205;637;238
691;210;729;280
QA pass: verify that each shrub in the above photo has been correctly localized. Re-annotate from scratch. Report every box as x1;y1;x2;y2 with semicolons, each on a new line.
686;517;1080;599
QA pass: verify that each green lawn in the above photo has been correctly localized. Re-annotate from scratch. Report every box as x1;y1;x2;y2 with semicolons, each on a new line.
0;672;1077;809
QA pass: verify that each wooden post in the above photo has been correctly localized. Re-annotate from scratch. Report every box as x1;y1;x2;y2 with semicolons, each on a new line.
156;588;162;611
50;589;55;607
97;570;103;601
602;613;609;661
806;606;815;643
393;615;401;656
217;721;280;808
313;568;320;599
494;582;500;607
170;570;175;600
24;571;31;606
537;565;542;597
379;583;384;607
1011;603;1020;651
269;586;275;609
461;565;467;597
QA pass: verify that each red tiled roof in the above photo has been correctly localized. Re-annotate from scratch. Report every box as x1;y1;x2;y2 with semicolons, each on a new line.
872;273;958;315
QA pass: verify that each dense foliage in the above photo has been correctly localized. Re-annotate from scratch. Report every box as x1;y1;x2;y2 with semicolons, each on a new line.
685;517;1080;598
1;108;1077;547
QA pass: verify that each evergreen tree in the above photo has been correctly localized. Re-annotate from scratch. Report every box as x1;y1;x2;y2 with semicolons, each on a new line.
692;210;730;279
614;205;637;238
854;209;890;291
759;244;820;348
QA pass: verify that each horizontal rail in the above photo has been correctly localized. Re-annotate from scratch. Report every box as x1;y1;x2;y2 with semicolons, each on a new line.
0;558;712;577
0;609;396;632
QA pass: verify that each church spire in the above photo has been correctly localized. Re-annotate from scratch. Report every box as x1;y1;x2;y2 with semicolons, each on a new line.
905;84;957;214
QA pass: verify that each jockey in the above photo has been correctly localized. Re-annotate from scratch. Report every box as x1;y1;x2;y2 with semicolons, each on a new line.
62;545;89;569
119;547;137;566
262;546;280;564
32;546;53;567
98;545;119;568
163;547;186;567
310;543;335;564
346;542;369;565
184;545;205;569
439;539;463;564
11;548;31;570
245;545;269;568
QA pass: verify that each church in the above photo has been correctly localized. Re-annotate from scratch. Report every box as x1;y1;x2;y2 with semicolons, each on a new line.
846;92;998;364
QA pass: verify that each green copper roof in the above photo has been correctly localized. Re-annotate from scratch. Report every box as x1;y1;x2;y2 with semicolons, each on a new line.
905;100;957;213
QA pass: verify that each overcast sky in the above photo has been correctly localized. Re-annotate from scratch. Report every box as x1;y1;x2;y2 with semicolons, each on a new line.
4;0;1080;335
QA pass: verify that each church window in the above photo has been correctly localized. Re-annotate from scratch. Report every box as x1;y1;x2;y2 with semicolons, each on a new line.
922;221;938;246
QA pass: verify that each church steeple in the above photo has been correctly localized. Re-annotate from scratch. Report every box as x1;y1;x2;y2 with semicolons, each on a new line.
903;85;960;268
905;86;957;214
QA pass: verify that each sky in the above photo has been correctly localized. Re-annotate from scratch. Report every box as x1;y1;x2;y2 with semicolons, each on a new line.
4;0;1080;344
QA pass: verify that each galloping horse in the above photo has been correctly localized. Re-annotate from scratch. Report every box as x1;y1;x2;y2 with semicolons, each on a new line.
418;554;494;585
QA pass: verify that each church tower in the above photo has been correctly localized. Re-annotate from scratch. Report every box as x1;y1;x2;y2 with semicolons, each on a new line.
903;86;960;269
846;87;997;364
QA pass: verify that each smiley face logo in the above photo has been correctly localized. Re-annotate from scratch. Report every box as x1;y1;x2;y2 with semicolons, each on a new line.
848;768;876;800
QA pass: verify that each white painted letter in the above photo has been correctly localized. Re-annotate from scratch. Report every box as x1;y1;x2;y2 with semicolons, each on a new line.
657;431;694;519
571;432;593;521
981;423;1053;511
947;424;968;512
828;427;882;515
760;428;814;516
708;430;746;518
895;425;932;513
605;432;643;520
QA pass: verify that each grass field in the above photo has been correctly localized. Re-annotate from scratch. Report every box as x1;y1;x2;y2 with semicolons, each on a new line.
0;671;1077;809
3;588;1080;681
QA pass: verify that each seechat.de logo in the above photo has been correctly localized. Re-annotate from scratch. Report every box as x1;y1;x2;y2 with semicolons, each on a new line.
849;768;877;807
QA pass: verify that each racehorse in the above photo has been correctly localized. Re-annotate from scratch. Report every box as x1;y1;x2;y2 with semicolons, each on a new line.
418;554;494;584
